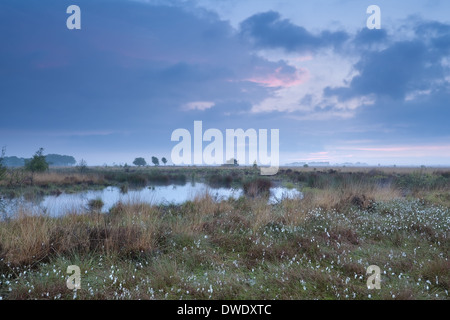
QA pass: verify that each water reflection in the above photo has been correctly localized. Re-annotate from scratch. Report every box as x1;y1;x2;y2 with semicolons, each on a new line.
1;183;302;218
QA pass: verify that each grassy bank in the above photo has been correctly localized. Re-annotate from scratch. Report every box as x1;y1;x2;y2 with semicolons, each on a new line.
1;166;450;200
0;170;448;299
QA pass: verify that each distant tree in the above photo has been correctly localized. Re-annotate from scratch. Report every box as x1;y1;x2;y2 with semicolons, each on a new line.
25;148;49;173
133;157;147;167
25;148;49;185
234;158;238;166
0;146;6;181
161;157;167;166
303;164;309;168
152;156;159;166
252;160;258;169
45;154;76;166
1;156;26;167
77;159;88;173
0;154;75;167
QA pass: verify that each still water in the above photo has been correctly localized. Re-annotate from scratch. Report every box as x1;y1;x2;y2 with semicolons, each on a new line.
0;183;302;218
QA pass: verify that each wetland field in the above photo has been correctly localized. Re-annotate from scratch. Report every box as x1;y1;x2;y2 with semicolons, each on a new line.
0;166;449;300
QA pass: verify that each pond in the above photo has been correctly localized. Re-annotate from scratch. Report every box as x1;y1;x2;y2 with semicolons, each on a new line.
0;183;302;218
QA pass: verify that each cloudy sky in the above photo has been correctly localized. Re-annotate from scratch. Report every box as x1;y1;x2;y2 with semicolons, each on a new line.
1;0;450;166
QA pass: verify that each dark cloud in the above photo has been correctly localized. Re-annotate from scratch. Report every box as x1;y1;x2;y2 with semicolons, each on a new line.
414;21;450;38
0;0;312;159
350;41;428;99
414;21;450;55
322;20;450;142
353;91;450;142
326;21;450;101
354;28;388;47
1;1;449;164
239;11;349;53
0;1;298;134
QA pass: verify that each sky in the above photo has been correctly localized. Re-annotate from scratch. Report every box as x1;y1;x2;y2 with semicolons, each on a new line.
1;0;450;166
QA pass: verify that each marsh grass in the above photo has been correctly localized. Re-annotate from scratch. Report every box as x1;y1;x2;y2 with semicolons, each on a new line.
0;168;449;300
88;198;104;212
32;172;104;186
2;166;449;203
243;177;272;197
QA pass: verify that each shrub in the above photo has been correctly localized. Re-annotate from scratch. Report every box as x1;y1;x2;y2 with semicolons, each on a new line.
25;148;49;173
0;146;6;181
120;183;129;194
243;177;272;197
88;198;104;211
76;159;88;173
207;174;233;188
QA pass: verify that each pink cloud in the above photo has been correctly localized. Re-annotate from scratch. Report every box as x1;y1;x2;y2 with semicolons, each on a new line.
353;145;450;152
246;67;308;88
299;157;329;161
295;151;331;162
334;144;450;161
292;55;313;62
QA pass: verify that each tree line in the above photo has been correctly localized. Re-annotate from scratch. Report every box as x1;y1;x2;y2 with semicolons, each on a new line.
133;156;167;167
1;152;76;167
0;146;169;183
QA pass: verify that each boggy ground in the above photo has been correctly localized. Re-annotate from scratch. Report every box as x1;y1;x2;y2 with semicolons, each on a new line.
0;167;449;300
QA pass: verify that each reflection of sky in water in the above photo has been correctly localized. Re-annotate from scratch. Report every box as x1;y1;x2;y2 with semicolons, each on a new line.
1;183;302;218
268;187;303;204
